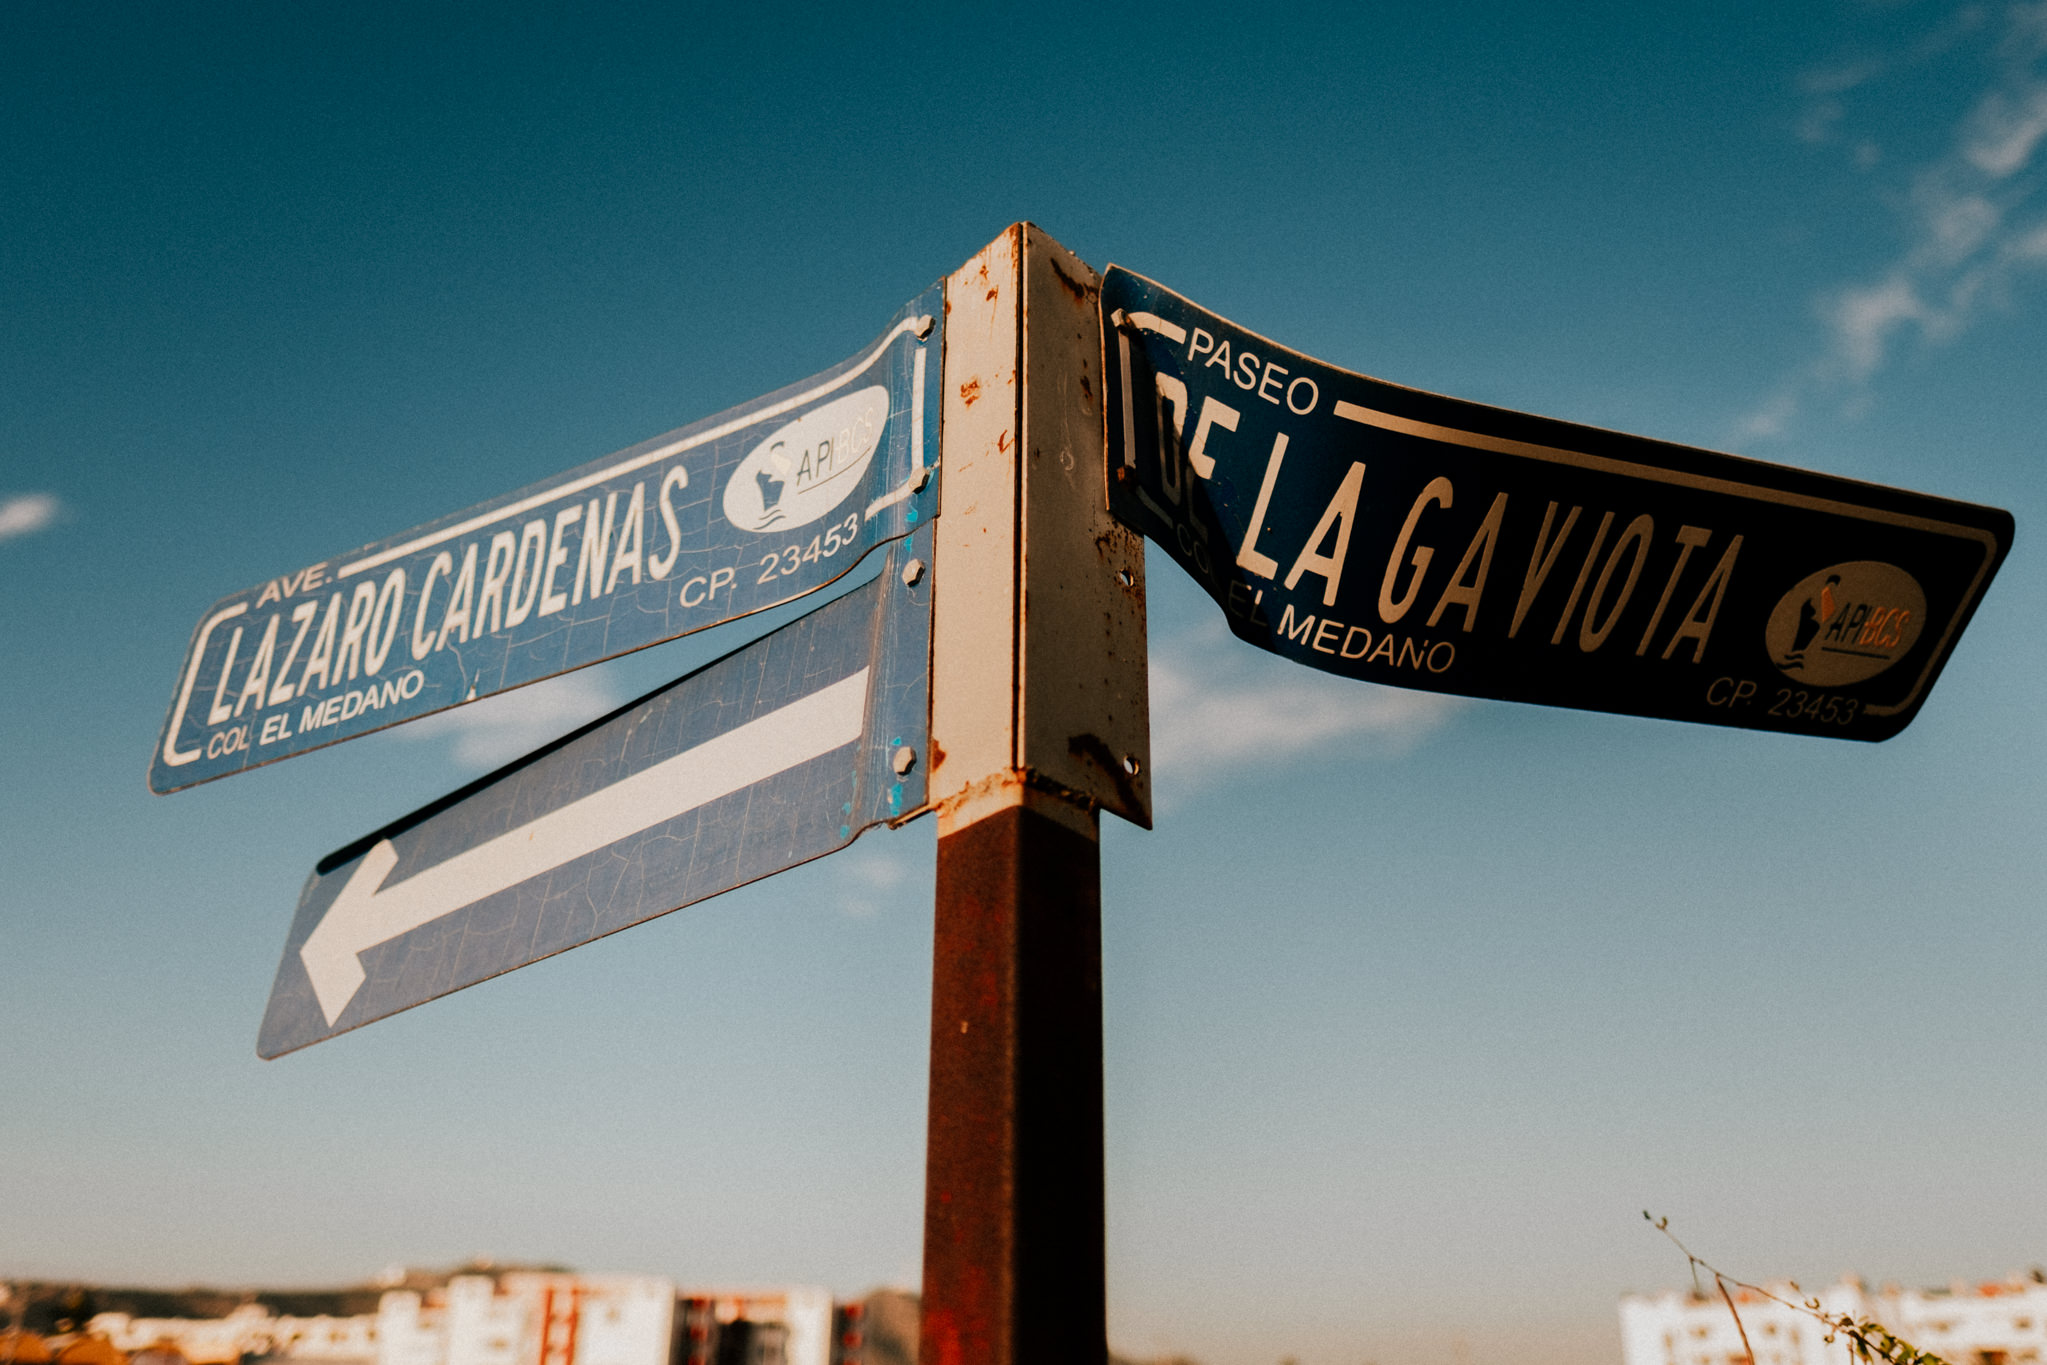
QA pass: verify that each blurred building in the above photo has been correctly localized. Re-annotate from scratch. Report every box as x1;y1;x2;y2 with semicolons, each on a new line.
261;1315;380;1364
824;1302;861;1365
90;1305;373;1365
92;1305;271;1365
379;1277;831;1365
1621;1273;2047;1365
66;1276;847;1365
378;1275;677;1365
675;1289;830;1365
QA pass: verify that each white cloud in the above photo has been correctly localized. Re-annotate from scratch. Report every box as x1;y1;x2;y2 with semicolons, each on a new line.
1798;98;1847;145
1734;389;1799;443
1825;274;1930;381
396;668;624;771
1963;79;2047;175
1922;186;2001;262
0;492;62;543
2011;217;2047;260
1744;6;2047;439
831;849;910;919
1147;622;1461;800
1799;57;1891;101
1795;7;1987;104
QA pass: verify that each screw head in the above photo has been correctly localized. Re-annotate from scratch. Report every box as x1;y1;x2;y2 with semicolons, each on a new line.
901;557;926;587
892;745;916;776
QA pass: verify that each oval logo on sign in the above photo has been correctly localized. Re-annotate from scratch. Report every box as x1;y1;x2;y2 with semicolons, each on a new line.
1764;561;1927;686
722;386;891;533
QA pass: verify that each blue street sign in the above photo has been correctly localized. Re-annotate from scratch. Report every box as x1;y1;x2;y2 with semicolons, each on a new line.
1103;266;2012;741
256;529;933;1057
153;288;942;794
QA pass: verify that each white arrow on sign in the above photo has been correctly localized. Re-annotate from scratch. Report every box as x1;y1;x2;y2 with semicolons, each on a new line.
300;667;872;1024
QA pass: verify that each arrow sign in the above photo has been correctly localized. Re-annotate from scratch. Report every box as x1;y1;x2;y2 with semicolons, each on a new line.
1103;266;2013;741
297;669;870;1023
258;530;932;1057
153;287;941;794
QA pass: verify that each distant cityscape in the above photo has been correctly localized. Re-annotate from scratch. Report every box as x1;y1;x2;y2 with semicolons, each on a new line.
0;1264;1221;1365
19;1260;2040;1365
0;1266;915;1365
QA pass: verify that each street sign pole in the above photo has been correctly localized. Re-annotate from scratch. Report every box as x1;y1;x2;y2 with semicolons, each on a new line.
924;801;1107;1365
149;215;2008;1362
920;226;1152;1365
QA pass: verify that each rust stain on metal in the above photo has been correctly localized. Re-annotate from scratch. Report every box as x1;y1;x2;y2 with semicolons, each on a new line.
923;799;1107;1364
996;429;1011;453
960;377;981;407
985;287;999;302
1093;531;1142;597
1049;253;1091;302
1066;731;1144;819
923;1313;961;1365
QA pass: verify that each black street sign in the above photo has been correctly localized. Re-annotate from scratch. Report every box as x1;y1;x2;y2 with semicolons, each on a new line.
257;530;933;1057
1103;267;2012;741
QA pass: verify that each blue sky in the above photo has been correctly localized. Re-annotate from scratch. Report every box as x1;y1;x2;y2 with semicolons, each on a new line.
4;4;2045;1364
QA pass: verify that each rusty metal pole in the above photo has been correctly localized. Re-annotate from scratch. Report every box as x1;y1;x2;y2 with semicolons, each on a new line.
919;225;1151;1365
922;795;1106;1365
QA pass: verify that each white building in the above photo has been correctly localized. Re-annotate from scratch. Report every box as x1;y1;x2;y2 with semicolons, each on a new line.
91;1305;277;1364
85;1273;836;1365
1621;1275;2047;1365
377;1276;677;1365
374;1274;831;1365
89;1305;377;1365
260;1314;380;1363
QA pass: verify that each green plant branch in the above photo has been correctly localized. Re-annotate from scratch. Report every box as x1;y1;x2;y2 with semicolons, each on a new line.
1642;1211;1951;1365
1714;1275;1758;1365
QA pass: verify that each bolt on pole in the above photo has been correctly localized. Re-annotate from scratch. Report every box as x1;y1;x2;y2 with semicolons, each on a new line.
919;224;1152;1365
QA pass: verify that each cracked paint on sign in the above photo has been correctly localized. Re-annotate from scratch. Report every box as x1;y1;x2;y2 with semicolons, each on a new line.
153;288;942;794
256;528;934;1058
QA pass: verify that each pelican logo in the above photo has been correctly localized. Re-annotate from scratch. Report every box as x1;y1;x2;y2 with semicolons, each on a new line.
722;386;890;533
1765;561;1926;686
